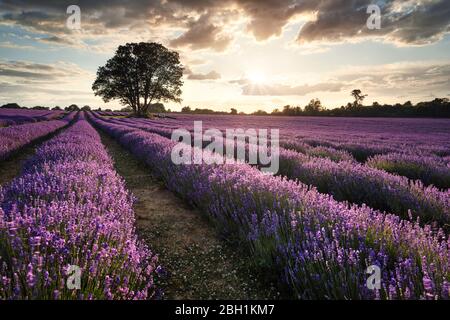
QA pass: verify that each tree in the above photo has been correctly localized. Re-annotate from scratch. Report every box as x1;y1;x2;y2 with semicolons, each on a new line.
351;89;367;107
92;42;183;116
1;103;21;109
181;106;191;113
52;106;62;110
304;99;323;114
147;103;166;113
120;106;133;112
403;101;413;108
81;105;91;111
252;109;268;115
230;108;237;115
65;104;79;111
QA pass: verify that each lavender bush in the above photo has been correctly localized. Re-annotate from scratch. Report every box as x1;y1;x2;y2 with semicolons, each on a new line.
280;140;355;162
114;113;449;160
0;113;77;161
278;149;450;227
367;153;450;189
0;114;159;299
0;109;63;127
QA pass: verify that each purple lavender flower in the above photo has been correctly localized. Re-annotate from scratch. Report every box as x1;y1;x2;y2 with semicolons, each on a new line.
0;113;159;300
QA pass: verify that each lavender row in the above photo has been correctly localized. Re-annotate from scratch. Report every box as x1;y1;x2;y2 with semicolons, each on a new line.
0;114;159;299
367;153;450;189
0;114;74;162
88;113;450;299
106;116;450;185
99;115;450;229
278;149;450;228
0;109;64;127
136;114;449;192
299;137;450;162
106;117;356;163
280;140;355;162
95;111;130;117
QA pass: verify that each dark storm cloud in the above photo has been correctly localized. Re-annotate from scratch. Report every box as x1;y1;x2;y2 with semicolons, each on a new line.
0;0;449;48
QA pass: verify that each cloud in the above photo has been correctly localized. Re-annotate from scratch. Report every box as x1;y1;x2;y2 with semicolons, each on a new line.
184;66;221;80
0;69;56;80
188;70;221;80
0;60;87;81
236;0;308;40
240;81;345;96
0;0;448;51
334;61;450;93
169;13;232;51
296;0;450;45
0;60;94;106
38;35;77;46
0;41;34;50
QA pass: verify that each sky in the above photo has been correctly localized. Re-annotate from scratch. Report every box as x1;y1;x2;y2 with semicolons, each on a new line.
0;0;449;112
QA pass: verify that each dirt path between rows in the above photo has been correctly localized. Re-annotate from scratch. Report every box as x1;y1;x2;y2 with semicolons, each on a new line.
0;124;73;187
0;145;37;186
99;131;279;300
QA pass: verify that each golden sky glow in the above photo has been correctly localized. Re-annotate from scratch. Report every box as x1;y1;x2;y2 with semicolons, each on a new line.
0;1;449;111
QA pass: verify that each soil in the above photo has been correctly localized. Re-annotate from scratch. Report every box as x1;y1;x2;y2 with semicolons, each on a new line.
0;124;72;186
0;144;37;186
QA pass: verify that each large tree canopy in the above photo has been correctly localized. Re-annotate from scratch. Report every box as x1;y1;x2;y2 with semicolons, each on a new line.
92;42;183;116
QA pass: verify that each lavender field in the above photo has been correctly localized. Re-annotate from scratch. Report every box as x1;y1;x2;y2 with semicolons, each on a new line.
0;109;449;300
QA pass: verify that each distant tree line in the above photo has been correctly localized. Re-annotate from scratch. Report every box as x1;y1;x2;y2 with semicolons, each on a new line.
180;106;230;115
0;102;167;114
268;95;450;118
0;103;95;112
179;90;450;118
2;90;449;118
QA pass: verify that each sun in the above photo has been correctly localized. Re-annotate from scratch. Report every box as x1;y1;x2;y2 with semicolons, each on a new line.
246;71;267;84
